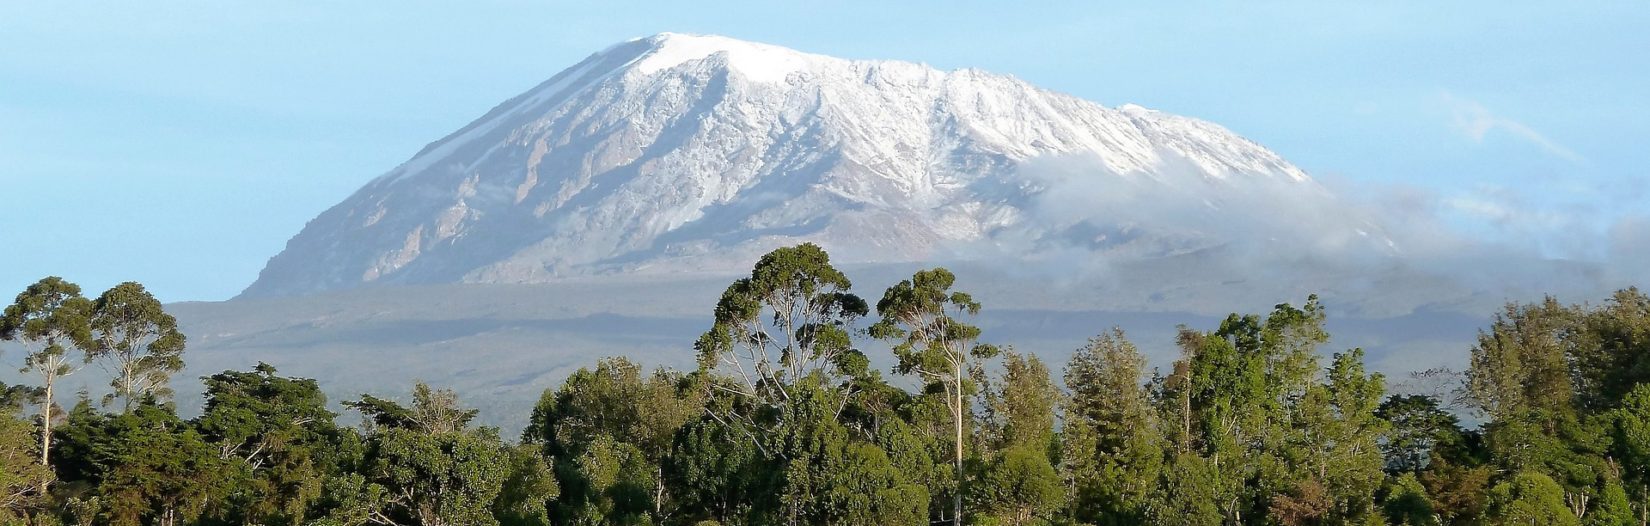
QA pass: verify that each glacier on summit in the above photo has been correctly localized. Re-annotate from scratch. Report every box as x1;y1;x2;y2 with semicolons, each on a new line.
241;33;1384;299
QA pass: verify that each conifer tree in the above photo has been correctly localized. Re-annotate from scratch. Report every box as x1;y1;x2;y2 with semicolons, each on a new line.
1060;329;1162;525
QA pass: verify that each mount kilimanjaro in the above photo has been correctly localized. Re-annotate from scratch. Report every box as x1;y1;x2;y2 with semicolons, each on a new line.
241;33;1378;299
171;34;1582;430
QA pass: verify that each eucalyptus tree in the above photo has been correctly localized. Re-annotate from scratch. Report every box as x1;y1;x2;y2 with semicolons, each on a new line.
90;281;186;412
870;267;997;526
693;243;870;456
1;276;95;465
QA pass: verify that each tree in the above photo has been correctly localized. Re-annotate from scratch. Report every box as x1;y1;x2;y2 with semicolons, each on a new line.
1060;329;1163;525
1421;459;1492;526
871;267;998;526
493;444;558;526
1572;288;1650;413
978;445;1062;526
0;401;52;522
1;276;95;466
667;416;764;524
977;352;1061;526
1151;452;1223;526
347;384;514;526
1612;384;1650;490
1466;298;1578;439
525;358;703;523
196;363;350;525
1380;472;1435;526
88;400;230;526
821;441;928;526
89;282;185;412
983;352;1057;453
1303;349;1388;522
1169;297;1333;524
693;243;870;458
1486;471;1580;526
1377;394;1466;473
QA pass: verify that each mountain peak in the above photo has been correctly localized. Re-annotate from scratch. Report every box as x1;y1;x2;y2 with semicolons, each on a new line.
240;34;1353;299
620;33;834;83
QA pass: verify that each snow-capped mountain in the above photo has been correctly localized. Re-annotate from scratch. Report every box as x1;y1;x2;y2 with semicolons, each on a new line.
242;33;1381;299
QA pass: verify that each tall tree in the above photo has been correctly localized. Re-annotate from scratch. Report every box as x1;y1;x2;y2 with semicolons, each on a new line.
1466;298;1578;435
89;282;185;412
1;276;95;466
693;243;870;457
1299;349;1387;522
871;267;998;526
1161;296;1339;524
983;352;1058;453
979;352;1062;525
1060;329;1163;525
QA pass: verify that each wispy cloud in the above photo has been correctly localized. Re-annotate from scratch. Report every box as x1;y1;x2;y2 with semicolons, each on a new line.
1441;91;1583;162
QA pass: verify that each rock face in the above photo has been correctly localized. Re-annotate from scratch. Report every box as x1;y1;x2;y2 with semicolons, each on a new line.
242;33;1358;299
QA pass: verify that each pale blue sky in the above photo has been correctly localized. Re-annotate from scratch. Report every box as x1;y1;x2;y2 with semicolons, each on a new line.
2;2;1646;301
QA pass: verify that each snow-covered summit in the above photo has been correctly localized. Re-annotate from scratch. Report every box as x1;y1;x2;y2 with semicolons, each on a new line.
240;33;1365;299
626;32;827;83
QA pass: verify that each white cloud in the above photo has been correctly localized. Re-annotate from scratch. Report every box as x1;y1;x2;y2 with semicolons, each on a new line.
1442;91;1583;162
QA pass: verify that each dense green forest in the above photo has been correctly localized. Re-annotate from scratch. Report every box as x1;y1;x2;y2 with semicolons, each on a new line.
4;243;1650;526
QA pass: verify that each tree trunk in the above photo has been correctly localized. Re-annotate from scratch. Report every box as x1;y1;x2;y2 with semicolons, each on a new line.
953;361;964;526
121;361;135;413
39;377;52;466
656;466;666;518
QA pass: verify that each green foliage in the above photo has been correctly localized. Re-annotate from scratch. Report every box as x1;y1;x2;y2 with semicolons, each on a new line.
1610;383;1650;487
820;441;928;526
0;403;52;522
196;363;348;525
1420;459;1492;526
349;384;513;526
526;357;702;524
1485;471;1579;526
694;242;868;394
1379;473;1433;526
984;352;1057;454
1060;329;1163;526
667;417;763;524
89;281;186;411
872;266;997;526
493;443;558;526
1;277;95;354
28;257;1650;526
1377;394;1466;473
1151;452;1223;526
3;276;96;467
977;445;1062;526
86;400;229;526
